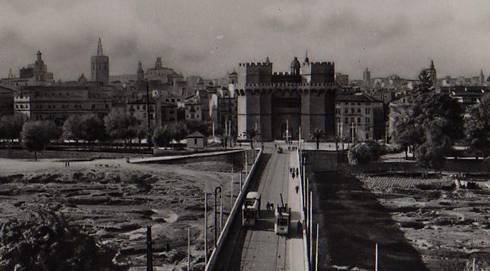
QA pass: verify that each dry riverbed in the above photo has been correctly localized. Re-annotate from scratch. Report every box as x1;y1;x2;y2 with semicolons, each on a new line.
0;157;241;270
359;174;490;270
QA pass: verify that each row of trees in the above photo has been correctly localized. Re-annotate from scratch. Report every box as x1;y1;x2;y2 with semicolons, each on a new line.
0;109;212;159
392;69;490;168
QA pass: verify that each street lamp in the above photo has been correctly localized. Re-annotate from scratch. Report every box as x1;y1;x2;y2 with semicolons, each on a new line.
145;80;153;150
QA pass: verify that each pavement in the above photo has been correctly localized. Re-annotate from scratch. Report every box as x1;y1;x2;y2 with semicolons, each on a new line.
286;149;307;271
212;144;306;271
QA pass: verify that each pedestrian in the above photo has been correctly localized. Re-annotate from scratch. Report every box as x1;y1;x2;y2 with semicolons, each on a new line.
292;172;295;179
266;202;270;210
295;185;299;194
67;161;70;167
297;220;302;234
296;168;299;176
270;203;274;210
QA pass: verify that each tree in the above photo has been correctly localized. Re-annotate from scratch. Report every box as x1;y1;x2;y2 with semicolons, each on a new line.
0;115;24;142
167;121;188;142
135;123;148;144
185;120;210;137
465;94;490;158
21;121;59;160
393;70;463;168
80;114;107;143
245;129;258;149
152;126;171;147
104;109;141;144
62;115;83;143
348;142;381;165
44;120;62;142
311;129;324;150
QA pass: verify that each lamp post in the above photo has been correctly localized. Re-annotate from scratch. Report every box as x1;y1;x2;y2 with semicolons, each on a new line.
146;225;153;271
145;80;152;150
214;186;222;247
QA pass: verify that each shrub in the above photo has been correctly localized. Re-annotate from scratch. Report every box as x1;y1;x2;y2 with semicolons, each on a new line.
0;209;128;271
348;142;381;165
152;126;171;147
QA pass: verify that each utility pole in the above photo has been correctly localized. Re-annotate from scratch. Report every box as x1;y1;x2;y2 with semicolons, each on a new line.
146;225;153;271
299;125;302;150
244;152;248;174
230;166;234;210
286;119;289;143
239;171;242;192
315;224;319;271
351;121;354;147
187;227;191;271
220;191;224;231
204;192;208;265
146;81;151;143
309;190;313;268
214;186;222;247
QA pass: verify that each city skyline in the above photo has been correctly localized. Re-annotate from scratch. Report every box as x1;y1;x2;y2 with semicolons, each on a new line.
2;0;490;81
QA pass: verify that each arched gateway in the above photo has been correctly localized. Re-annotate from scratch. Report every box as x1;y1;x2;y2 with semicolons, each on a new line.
236;56;336;141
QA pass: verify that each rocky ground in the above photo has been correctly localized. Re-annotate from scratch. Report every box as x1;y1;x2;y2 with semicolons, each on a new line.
359;173;490;270
0;157;244;270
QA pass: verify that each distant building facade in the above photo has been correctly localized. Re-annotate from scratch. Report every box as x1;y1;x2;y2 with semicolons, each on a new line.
335;73;349;86
211;86;237;138
14;84;113;125
335;93;384;142
0;86;14;116
1;51;54;88
236;56;336;141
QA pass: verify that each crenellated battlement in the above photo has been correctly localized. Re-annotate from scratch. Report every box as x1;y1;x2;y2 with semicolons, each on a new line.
238;62;273;67
273;72;293;76
310;61;335;66
241;82;337;88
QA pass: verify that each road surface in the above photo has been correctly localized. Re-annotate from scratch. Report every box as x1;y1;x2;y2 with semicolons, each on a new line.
213;145;305;271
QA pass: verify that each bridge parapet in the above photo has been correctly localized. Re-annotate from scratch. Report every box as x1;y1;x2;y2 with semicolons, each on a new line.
205;148;263;271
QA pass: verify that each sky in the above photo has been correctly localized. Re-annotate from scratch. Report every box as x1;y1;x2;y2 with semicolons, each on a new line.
1;0;490;81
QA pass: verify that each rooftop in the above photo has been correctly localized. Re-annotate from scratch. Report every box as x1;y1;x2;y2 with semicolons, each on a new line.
336;93;382;103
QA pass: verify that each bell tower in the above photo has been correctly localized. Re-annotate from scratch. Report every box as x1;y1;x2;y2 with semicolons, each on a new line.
91;37;109;85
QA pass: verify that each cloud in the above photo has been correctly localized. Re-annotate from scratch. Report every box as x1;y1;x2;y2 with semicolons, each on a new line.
1;0;490;80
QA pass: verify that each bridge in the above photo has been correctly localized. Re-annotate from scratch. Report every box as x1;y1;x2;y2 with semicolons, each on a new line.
208;145;307;271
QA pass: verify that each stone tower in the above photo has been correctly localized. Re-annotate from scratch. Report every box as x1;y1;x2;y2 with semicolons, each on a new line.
91;38;109;85
137;61;145;82
363;67;371;89
290;57;301;75
429;60;437;90
236;57;336;141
